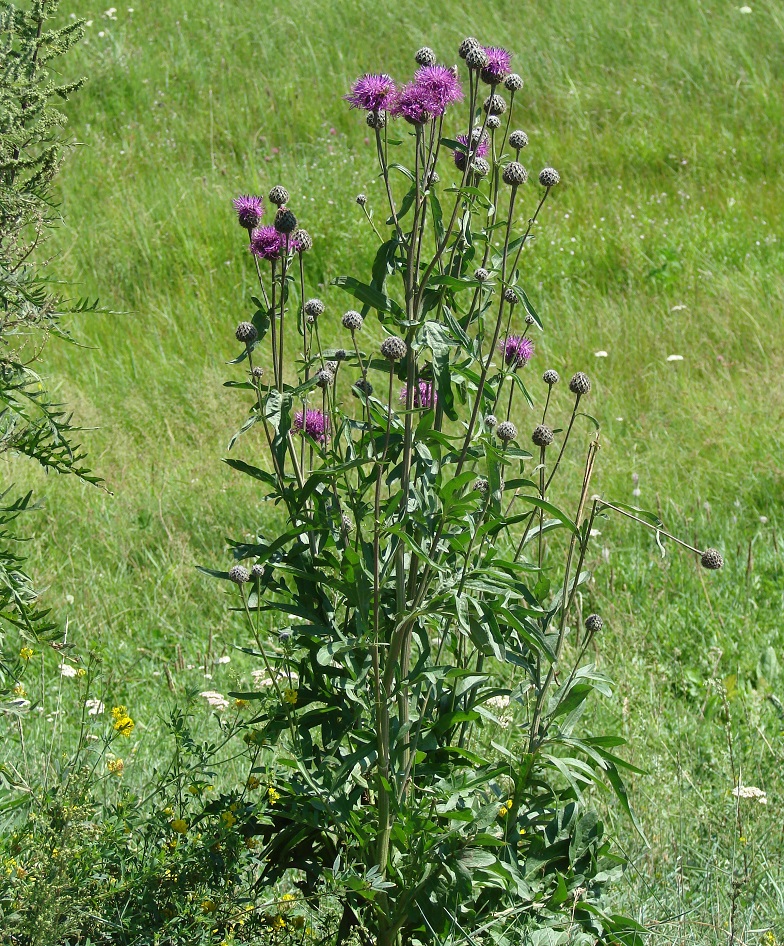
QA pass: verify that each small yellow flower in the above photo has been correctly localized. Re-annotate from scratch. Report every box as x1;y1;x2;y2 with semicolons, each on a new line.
267;786;281;805
51;848;59;858
279;892;295;912
245;836;258;850
246;775;260;790
163;806;174;817
188;784;200;795
506;799;513;808
107;758;124;776
170;819;188;834
19;648;33;661
202;899;217;913
282;688;298;705
13;684;25;697
221;810;237;828
76;668;86;677
234;698;249;709
272;915;286;930
499;806;508;817
111;705;134;736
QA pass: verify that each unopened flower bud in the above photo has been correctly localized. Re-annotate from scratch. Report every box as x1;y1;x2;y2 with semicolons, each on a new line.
569;372;591;396
353;378;373;397
292;228;312;252
504;73;524;92
465;46;489;70
585;614;603;632
539;167;561;188
503;287;518;304
342;310;364;331
415;46;437;66
228;565;250;584
458;36;481;60
356;193;367;206
367;111;386;129
700;548;724;570
315;367;334;388
502;161;528;186
532;424;554;447
508;130;529;151
496;420;517;444
235;321;258;345
474;268;490;282
483;93;507;115
304;298;324;318
268;185;289;206
274;207;297;234
543;369;559;385
484;413;498;429
380;336;407;362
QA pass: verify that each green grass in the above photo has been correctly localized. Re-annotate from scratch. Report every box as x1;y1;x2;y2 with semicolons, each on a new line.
4;0;784;940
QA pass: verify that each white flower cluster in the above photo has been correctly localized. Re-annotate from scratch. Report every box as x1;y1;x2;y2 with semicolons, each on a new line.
732;785;767;804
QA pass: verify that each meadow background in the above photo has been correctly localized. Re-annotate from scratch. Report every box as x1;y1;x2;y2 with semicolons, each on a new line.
4;0;784;940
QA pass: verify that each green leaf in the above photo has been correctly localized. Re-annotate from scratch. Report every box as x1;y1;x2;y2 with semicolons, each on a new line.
420;320;457;420
332;275;404;319
605;762;649;846
516;496;580;535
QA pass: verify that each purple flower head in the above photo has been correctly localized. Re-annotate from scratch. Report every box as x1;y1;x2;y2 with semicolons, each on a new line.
390;81;433;124
293;408;329;444
400;379;437;410
482;46;512;84
501;335;534;368
345;73;396;112
453;132;489;170
413;64;464;114
250;226;284;261
233;194;264;230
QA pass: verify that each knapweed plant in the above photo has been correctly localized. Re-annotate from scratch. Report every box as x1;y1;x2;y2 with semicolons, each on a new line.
211;39;724;945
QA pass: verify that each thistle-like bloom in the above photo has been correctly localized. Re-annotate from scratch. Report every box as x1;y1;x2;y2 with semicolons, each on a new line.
481;46;511;84
233;195;264;230
390;81;433;124
345;73;396;112
453;132;489;170
250;226;302;260
400;379;437;410
413;64;464;114
250;226;284;261
501;335;534;368
294;408;329;444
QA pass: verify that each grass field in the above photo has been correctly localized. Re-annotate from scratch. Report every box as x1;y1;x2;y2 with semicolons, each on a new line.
4;0;784;940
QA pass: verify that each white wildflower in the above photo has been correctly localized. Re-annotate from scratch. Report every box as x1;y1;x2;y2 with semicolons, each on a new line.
739;6;752;13
59;663;78;678
216;655;231;664
486;695;513;729
732;785;766;803
667;354;684;362
200;691;230;710
671;304;687;312
594;350;608;358
85;698;105;715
